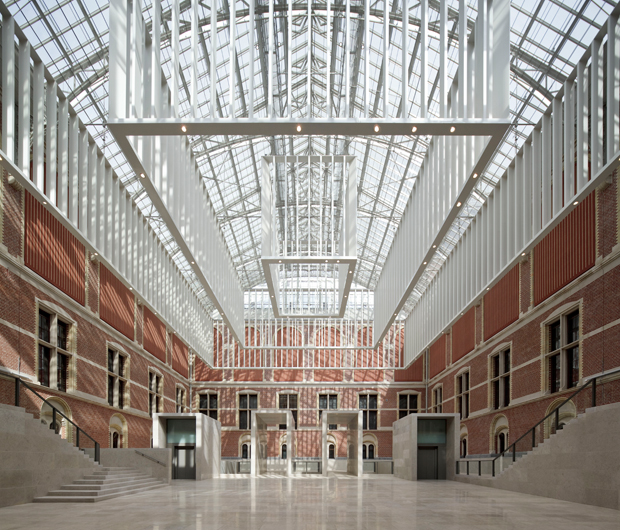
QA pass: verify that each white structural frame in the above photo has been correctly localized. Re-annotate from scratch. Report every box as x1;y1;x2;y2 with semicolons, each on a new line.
0;12;214;363
261;155;357;318
107;0;510;348
403;6;620;366
321;410;363;477
251;409;294;477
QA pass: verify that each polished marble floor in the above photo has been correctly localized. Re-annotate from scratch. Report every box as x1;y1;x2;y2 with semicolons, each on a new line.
1;476;618;530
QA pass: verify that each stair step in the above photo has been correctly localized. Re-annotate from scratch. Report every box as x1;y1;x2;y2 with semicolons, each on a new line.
50;480;162;496
34;483;166;503
61;478;158;491
74;475;150;486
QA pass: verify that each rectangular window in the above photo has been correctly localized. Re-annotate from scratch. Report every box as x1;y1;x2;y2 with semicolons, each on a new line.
456;372;470;419
279;394;298;429
176;387;186;413
433;386;443;413
490;349;511;410
39;345;51;387
37;309;73;391
319;393;338;429
108;349;128;409
199;394;218;420
239;393;257;430
398;394;419;419
148;371;163;416
359;394;378;430
547;309;580;393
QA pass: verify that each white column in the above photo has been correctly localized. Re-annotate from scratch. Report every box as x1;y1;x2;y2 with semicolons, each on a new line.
109;0;129;120
576;61;589;192
552;96;562;214
46;80;57;203
2;14;15;159
68;114;79;224
58;97;69;216
591;37;603;173
607;15;620;160
33;61;45;192
18;39;30;176
420;0;428;118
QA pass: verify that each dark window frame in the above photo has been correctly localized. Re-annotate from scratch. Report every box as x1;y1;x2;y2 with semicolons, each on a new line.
546;309;580;394
359;394;378;430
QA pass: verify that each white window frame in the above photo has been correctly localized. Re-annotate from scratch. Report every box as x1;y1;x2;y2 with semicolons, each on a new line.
489;343;511;410
36;301;76;393
455;368;470;420
542;302;582;394
148;368;164;416
107;345;129;409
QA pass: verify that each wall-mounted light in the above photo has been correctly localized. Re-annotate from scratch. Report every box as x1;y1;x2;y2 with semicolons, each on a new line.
181;125;187;132
473;173;478;179
432;244;436;249
140;173;145;179
573;201;578;206
43;201;47;205
450;126;456;133
423;261;427;265
296;125;302;132
456;201;462;207
521;252;526;256
374;125;380;133
411;126;417;133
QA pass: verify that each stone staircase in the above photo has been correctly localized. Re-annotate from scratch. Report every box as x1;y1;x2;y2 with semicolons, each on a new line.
34;467;167;503
455;402;620;509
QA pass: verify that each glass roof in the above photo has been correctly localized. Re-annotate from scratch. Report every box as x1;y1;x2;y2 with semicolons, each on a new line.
6;0;616;320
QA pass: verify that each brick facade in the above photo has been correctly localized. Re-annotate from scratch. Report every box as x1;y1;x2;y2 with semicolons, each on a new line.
1;173;619;463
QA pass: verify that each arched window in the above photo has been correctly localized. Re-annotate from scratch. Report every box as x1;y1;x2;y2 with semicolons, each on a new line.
490;414;509;455
109;413;128;449
461;438;467;458
242;443;249;459
112;431;120;448
363;443;375;459
328;443;335;459
40;398;72;442
281;444;287;459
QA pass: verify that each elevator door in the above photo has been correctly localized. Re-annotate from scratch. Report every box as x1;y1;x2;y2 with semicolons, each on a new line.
417;446;438;480
174;446;196;479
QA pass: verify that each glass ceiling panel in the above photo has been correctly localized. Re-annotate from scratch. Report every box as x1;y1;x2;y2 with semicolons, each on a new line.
5;0;616;321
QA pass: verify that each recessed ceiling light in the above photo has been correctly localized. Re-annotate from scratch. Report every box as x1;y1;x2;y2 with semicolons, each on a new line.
336;260;340;263
129;287;133;291
43;201;47;205
456;201;462;207
296;125;302;132
140;173;145;179
573;201;578;205
473;173;478;179
374;125;380;133
325;259;328;263
0;156;3;161
349;271;352;274
450;126;456;133
278;260;282;263
423;261;427;265
432;245;436;248
94;252;98;256
191;261;195;264
486;288;490;291
411;126;417;133
181;125;187;132
521;252;526;256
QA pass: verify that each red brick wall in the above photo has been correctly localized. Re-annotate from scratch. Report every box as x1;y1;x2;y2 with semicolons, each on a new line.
143;306;166;362
172;334;188;378
484;265;519;340
24;192;85;305
452;307;475;362
429;335;447;378
394;355;424;382
100;265;134;340
533;193;596;305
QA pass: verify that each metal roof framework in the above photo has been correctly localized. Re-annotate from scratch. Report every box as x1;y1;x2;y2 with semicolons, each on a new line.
5;0;617;321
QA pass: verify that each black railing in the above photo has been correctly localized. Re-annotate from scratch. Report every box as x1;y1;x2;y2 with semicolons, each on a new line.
135;449;166;466
457;368;620;478
9;374;100;463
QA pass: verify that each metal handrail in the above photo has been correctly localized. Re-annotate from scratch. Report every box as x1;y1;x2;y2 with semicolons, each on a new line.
7;374;100;463
135;449;166;466
456;367;620;477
